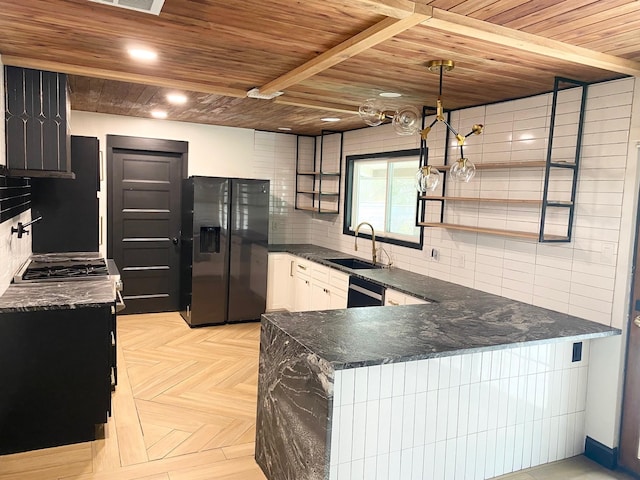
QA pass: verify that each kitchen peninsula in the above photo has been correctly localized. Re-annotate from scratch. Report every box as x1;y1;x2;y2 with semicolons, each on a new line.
256;246;620;480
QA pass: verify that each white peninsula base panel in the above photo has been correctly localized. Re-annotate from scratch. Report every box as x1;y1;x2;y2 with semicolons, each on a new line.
330;340;590;480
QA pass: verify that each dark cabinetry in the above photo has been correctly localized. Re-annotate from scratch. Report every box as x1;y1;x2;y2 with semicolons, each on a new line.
0;304;113;455
31;136;100;252
4;66;72;178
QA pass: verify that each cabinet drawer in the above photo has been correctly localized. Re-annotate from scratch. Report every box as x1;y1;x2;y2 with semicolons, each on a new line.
385;289;405;306
293;258;311;277
329;269;349;291
311;263;330;284
405;295;429;305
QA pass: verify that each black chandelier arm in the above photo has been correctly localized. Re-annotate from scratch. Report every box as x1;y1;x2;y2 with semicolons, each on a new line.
464;124;484;137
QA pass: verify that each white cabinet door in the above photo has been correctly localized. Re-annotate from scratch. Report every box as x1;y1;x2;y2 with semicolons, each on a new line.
293;274;312;312
266;253;294;311
310;282;332;311
329;289;347;309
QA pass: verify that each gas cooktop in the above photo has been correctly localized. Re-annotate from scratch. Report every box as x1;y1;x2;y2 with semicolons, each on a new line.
14;253;110;283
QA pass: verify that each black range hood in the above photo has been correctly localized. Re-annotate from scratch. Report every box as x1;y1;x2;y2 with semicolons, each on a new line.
1;165;76;179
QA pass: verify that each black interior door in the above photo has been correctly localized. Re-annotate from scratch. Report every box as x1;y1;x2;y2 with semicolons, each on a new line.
108;136;187;314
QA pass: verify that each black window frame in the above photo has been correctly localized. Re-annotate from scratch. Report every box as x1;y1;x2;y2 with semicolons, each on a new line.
343;148;424;250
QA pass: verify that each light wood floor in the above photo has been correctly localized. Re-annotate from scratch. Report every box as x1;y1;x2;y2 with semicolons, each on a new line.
0;312;635;480
0;312;267;480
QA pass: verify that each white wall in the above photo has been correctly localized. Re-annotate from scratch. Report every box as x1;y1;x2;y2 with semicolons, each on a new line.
70;112;311;253
71;111;255;177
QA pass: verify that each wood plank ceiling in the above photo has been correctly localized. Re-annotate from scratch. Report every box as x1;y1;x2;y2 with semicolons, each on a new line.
0;0;639;135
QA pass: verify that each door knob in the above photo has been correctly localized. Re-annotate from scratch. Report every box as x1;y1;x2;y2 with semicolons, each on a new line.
634;316;640;328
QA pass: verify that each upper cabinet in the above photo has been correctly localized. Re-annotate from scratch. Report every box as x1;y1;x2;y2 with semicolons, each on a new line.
4;66;73;178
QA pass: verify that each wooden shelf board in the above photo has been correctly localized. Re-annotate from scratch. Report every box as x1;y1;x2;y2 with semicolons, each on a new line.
417;222;537;240
296;206;339;214
419;222;570;241
429;161;547;170
420;196;542;205
297;171;341;176
546;201;574;207
297;190;339;196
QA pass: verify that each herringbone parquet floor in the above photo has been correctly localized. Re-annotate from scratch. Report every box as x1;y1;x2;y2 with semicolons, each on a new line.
0;312;267;480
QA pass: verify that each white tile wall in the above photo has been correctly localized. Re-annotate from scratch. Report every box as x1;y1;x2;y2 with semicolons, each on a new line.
253;131;311;244
329;340;591;480
298;77;636;329
0;210;32;295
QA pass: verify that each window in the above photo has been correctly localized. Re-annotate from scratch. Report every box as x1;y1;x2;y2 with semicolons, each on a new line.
343;148;423;249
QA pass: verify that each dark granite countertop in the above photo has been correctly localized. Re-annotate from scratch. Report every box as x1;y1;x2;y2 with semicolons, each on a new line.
269;243;493;303
0;252;118;312
0;279;116;312
266;244;620;369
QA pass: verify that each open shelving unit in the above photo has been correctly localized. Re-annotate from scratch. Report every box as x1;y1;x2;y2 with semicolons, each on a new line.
295;130;343;214
417;77;588;243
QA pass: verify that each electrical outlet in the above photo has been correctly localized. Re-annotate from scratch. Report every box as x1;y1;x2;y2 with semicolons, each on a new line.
431;248;439;261
454;253;465;268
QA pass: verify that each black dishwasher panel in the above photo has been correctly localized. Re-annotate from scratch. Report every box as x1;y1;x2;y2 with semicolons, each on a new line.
347;276;385;307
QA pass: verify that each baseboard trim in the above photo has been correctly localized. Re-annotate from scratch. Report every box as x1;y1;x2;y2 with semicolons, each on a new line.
584;436;618;470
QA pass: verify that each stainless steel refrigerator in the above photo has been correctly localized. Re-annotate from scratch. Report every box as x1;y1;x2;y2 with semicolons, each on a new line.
180;176;270;327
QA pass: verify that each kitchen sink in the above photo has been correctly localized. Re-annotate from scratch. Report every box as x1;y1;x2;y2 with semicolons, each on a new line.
325;257;382;270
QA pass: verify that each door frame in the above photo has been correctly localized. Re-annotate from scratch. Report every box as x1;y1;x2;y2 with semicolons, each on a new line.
106;135;189;257
619;144;640;474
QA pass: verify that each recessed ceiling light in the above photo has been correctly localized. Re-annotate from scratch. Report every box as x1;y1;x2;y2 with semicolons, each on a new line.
151;110;167;119
278;127;292;131
128;48;157;61
379;92;402;98
166;93;187;104
321;117;340;122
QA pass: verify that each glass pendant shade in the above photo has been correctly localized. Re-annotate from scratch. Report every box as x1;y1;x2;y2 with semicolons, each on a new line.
449;158;476;182
392;106;421;136
358;98;386;126
415;165;440;192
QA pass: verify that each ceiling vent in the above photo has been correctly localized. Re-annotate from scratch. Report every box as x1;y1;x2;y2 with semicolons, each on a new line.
89;0;165;15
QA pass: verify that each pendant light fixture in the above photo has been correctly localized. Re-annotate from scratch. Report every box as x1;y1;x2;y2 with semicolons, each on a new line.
359;60;484;191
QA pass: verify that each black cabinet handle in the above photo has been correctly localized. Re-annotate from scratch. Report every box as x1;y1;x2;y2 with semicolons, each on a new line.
172;237;179;245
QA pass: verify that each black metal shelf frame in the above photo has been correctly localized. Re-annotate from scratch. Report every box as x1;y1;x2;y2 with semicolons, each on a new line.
295;130;344;214
416;76;589;243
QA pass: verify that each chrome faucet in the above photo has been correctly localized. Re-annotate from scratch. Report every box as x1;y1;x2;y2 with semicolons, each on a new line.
354;221;376;265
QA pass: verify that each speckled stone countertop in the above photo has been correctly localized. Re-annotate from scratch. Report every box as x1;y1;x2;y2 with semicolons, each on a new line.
0;279;116;313
0;252;118;312
266;244;620;369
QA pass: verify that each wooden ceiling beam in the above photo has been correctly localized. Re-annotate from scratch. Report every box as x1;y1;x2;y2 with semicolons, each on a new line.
273;96;360;114
422;8;640;77
259;8;432;95
339;0;429;19
1;56;249;98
